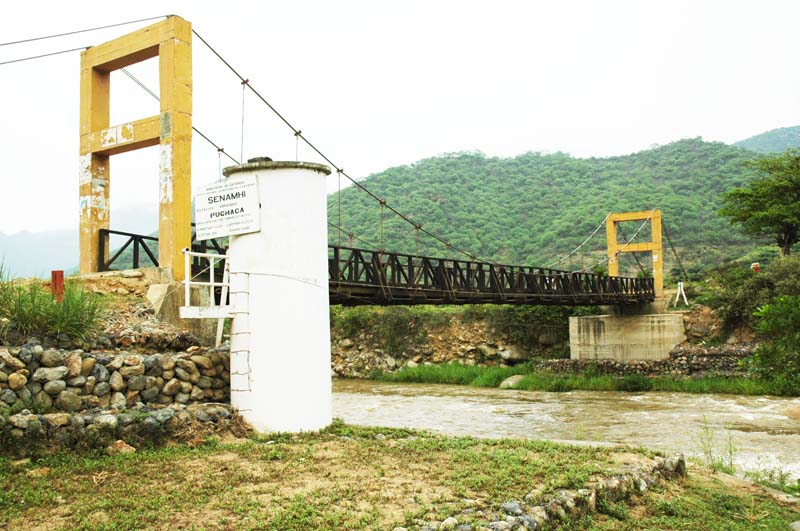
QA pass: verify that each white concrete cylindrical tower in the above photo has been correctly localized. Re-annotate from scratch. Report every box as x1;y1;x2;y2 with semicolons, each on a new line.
223;159;332;433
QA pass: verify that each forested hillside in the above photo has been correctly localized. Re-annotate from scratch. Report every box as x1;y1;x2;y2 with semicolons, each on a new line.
327;138;765;276
734;125;800;153
6;137;780;279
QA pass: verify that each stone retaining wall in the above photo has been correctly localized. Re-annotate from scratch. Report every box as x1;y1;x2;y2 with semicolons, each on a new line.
398;455;687;531
334;339;755;379
0;403;239;457
530;344;754;376
0;340;229;413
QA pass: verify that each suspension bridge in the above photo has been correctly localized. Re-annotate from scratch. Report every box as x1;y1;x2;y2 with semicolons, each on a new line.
2;15;674;308
2;14;693;433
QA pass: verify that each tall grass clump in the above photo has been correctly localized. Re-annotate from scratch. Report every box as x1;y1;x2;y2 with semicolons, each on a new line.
745;466;800;496
371;363;485;385
694;416;737;475
372;363;528;386
0;270;103;341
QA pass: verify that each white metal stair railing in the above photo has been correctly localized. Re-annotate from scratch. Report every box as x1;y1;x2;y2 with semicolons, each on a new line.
179;248;235;347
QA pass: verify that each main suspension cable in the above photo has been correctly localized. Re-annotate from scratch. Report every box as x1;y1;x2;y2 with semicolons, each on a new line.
0;15;168;47
191;28;487;263
0;45;89;66
546;213;610;267
119;68;239;165
663;222;689;280
120;68;377;250
327;221;379;250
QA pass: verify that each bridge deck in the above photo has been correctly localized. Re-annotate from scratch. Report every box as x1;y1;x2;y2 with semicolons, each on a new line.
328;246;654;306
99;229;655;307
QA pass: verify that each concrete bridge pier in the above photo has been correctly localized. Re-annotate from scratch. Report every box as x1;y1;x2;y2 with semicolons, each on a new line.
569;299;685;361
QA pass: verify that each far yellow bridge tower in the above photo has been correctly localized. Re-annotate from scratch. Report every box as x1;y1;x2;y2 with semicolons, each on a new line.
606;210;664;298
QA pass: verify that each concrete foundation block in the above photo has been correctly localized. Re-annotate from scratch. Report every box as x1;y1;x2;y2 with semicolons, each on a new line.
569;313;685;361
146;282;216;345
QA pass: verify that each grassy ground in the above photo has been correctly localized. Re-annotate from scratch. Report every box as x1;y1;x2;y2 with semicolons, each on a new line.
0;421;621;531
561;474;798;531
372;363;798;396
0;422;796;531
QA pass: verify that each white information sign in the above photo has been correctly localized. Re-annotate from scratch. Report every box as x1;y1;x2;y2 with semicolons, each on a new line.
194;175;261;241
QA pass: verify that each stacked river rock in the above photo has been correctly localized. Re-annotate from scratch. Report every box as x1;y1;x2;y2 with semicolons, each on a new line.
331;333;753;379
2;402;236;453
529;344;753;377
0;339;229;412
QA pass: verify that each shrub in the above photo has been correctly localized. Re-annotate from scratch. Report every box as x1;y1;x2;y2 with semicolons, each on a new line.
749;295;800;389
616;374;653;392
332;304;595;357
707;255;800;330
331;305;452;355
766;255;800;295
462;304;596;351
330;306;374;338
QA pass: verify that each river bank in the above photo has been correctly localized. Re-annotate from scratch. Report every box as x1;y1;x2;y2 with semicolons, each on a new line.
1;420;797;531
329;304;800;396
329;304;764;380
370;362;799;396
333;379;800;485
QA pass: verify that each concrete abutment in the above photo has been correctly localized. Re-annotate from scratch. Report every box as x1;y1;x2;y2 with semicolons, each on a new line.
569;300;685;361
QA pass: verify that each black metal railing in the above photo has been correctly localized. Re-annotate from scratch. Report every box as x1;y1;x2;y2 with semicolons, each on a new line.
98;229;159;271
328;245;655;306
96;229;655;306
98;226;228;278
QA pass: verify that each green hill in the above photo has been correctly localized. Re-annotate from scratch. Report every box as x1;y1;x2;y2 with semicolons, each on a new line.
23;136;781;280
733;125;800;153
327;138;766;277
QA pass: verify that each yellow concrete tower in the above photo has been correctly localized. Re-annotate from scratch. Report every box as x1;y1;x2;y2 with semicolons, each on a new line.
605;210;663;298
79;16;192;280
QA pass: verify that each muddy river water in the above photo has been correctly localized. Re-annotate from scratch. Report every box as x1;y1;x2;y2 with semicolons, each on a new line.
333;379;800;480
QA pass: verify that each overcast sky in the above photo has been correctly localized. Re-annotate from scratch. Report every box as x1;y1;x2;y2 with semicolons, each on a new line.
1;0;799;234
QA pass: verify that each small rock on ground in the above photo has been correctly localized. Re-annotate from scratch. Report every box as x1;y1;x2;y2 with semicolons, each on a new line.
499;374;525;389
501;501;523;515
441;516;459;530
106;440;136;456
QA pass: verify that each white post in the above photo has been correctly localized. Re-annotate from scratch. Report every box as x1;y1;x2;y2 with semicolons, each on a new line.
224;159;332;433
675;281;689;306
208;255;216;306
183;249;191;307
216;260;230;348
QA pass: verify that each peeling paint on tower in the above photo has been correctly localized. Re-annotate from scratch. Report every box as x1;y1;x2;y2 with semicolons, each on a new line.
78;16;192;279
99;123;135;148
159;143;174;204
78;154;92;185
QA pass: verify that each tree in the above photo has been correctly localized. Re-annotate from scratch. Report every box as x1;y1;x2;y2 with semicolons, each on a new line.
750;295;800;394
720;149;800;255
